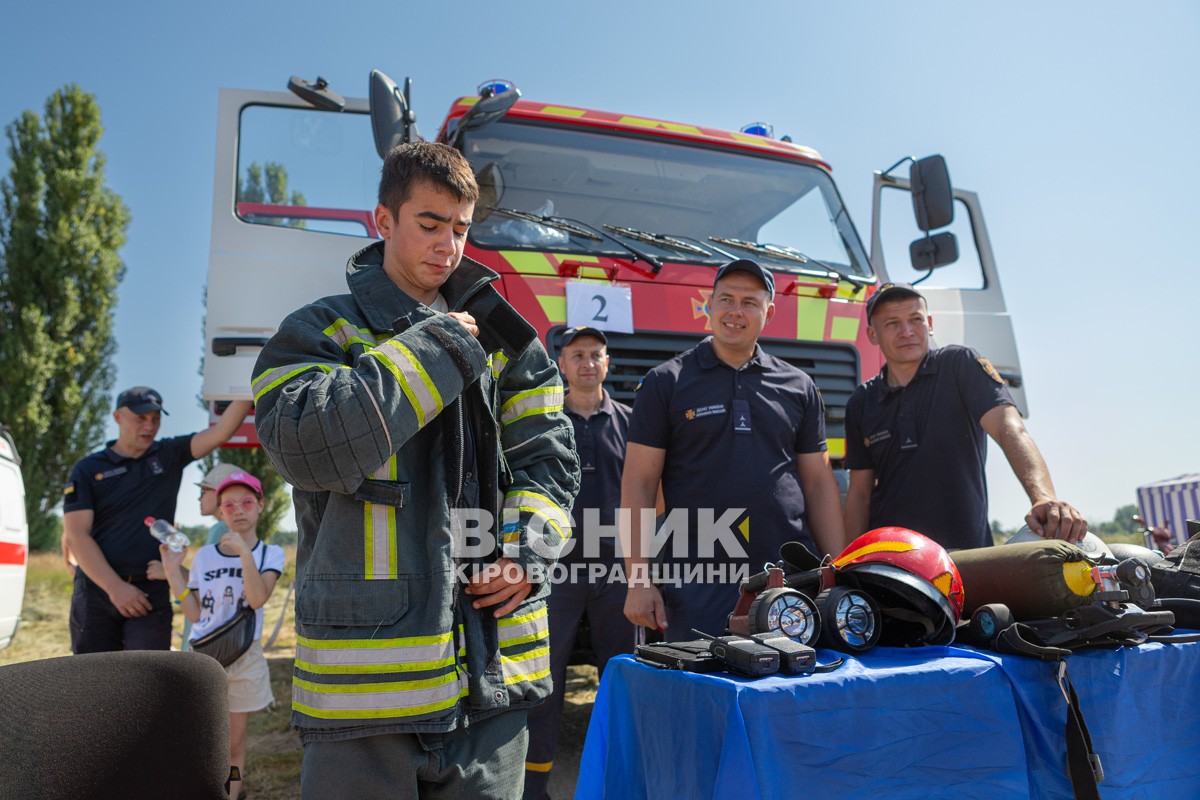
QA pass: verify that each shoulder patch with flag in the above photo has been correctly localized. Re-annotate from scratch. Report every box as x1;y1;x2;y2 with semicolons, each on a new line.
977;357;1004;384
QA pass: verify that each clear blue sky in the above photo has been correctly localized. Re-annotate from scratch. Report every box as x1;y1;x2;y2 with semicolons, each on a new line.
2;1;1196;530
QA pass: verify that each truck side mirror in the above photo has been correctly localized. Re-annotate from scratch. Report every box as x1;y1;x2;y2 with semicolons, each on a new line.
910;155;953;232
910;231;958;271
446;87;521;150
473;163;505;223
287;75;345;112
370;71;416;159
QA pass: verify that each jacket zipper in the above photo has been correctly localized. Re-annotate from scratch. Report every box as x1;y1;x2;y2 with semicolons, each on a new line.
454;399;465;504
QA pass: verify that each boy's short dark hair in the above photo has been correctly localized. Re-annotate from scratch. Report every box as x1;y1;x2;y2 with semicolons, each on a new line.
378;142;479;217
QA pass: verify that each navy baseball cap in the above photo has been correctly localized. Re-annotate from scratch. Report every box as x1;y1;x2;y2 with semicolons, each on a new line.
560;326;607;347
865;283;924;323
115;386;168;415
713;258;774;298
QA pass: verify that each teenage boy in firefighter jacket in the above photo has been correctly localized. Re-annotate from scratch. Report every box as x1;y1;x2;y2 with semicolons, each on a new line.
253;142;579;799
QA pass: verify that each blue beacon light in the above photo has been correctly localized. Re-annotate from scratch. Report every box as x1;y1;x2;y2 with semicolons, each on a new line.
478;80;516;98
740;122;774;138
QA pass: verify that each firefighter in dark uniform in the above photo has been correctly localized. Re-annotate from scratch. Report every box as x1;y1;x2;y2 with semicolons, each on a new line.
524;326;635;800
621;260;846;641
843;283;1087;548
62;387;251;653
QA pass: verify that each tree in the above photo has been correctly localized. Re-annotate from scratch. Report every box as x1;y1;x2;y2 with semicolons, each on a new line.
990;518;1017;545
0;85;130;550
1091;503;1141;544
238;161;306;229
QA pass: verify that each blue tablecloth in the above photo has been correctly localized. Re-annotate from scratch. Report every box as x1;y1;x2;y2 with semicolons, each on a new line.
575;639;1200;800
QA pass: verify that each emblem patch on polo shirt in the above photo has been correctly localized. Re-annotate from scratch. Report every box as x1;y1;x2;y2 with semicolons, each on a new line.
684;404;725;421
64;482;76;496
94;466;128;481
866;430;891;447
977;357;1004;384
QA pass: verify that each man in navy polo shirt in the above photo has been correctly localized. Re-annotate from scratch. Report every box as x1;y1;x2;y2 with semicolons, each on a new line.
844;284;1086;550
62;387;252;653
621;260;845;640
524;325;635;800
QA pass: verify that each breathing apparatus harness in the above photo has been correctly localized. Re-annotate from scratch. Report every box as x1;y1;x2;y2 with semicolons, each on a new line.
953;537;1200;800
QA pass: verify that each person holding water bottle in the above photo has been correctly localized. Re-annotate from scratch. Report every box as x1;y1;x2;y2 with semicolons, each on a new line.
160;469;285;800
146;461;245;649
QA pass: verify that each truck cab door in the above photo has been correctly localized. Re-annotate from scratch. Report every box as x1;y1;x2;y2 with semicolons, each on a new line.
204;88;378;409
869;168;1028;415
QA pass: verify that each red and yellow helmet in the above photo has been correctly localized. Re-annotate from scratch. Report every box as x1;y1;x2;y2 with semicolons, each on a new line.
832;527;965;646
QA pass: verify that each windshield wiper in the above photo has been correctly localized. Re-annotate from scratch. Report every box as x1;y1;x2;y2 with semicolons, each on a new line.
707;236;868;294
602;225;722;259
492;207;663;272
491;207;602;240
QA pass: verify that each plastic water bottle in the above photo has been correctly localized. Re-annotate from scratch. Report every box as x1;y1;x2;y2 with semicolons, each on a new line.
145;517;189;552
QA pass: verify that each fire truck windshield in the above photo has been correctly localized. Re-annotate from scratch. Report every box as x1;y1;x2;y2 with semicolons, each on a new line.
460;120;872;279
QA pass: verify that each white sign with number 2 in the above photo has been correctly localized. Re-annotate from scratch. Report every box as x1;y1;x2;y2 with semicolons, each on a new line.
565;281;633;333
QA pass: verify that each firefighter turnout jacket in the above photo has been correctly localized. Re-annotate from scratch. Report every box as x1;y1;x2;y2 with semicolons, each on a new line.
252;242;579;741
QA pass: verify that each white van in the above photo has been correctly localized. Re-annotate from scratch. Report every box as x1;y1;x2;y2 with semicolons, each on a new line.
0;427;28;650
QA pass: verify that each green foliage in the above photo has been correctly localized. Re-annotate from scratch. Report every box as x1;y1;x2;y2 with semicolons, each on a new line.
994;503;1150;548
1089;504;1140;541
197;447;292;543
991;518;1018;545
268;526;298;546
238;161;307;228
179;523;210;544
0;85;130;550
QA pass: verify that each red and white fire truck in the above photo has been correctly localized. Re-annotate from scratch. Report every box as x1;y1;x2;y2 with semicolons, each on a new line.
202;72;1025;460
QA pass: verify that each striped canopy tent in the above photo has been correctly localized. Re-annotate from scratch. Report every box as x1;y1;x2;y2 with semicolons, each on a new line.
1136;474;1200;545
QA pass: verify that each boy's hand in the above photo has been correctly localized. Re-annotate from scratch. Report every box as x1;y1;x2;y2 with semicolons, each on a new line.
464;557;532;618
446;311;479;338
146;559;166;581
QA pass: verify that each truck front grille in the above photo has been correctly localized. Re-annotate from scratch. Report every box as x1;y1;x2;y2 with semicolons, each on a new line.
547;328;859;444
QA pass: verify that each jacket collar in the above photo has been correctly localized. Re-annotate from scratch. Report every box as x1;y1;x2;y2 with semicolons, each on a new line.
345;241;499;332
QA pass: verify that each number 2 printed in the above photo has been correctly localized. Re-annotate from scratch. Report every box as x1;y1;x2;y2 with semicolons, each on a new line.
591;294;609;322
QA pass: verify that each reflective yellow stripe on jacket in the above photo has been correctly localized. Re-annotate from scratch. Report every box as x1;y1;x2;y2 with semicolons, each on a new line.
323;317;384;351
499;386;563;427
251;363;337;404
293;632;467;720
363;340;444;428
503;491;572;543
364;455;399;580
499;606;550;685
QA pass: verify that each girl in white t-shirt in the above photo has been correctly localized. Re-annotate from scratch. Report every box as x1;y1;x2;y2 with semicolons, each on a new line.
162;470;285;800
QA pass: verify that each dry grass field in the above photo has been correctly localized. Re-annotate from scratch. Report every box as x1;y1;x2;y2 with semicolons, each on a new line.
1;549;596;800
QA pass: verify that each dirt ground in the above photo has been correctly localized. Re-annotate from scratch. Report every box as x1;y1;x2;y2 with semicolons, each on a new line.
547;665;599;799
246;657;598;799
2;551;599;800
